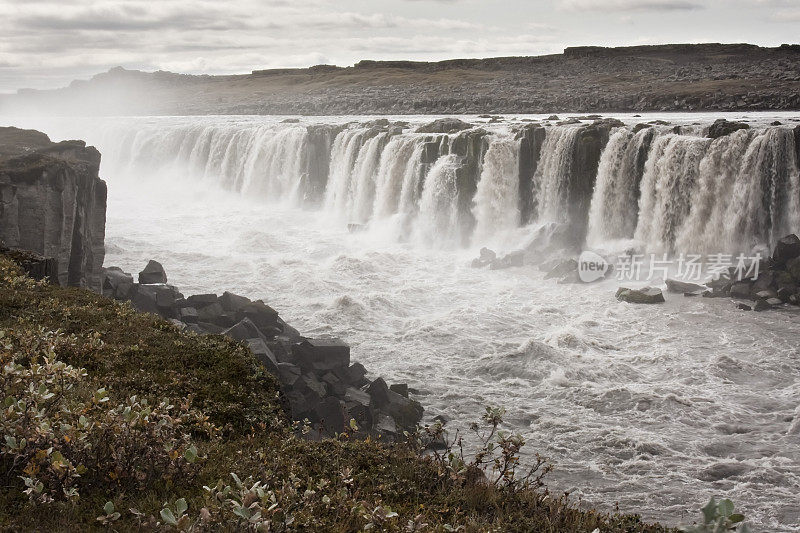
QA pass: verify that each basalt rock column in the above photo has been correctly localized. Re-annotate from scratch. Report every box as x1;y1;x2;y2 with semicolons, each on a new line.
0;127;106;290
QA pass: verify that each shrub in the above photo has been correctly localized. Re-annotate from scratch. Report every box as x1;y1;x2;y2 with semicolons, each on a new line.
0;327;206;502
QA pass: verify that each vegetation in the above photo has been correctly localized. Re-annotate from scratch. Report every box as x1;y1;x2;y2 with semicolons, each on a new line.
0;254;691;531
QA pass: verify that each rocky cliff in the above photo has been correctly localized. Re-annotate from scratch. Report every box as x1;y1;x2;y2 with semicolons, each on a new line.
0;127;106;290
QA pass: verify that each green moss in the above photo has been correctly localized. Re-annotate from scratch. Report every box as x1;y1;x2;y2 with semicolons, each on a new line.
0;255;673;532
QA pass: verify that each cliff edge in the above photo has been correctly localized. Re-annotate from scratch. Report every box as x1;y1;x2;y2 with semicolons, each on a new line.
0;126;106;290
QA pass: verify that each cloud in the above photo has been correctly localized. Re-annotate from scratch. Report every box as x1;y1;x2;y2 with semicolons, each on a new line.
559;0;702;11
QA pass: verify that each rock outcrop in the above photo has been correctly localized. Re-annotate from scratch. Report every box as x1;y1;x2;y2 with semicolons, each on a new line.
0;127;106;290
102;261;424;439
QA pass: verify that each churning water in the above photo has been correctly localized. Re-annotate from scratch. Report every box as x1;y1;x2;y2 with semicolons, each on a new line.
10;113;800;530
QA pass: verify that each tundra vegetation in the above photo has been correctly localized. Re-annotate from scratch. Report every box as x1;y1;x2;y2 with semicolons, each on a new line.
0;253;747;531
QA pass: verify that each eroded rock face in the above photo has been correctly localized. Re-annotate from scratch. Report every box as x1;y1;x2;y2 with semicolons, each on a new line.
0;127;106;290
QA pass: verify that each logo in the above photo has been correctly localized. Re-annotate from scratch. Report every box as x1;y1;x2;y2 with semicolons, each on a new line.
578;250;610;283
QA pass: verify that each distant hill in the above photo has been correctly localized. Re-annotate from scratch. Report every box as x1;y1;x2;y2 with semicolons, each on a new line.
2;43;799;116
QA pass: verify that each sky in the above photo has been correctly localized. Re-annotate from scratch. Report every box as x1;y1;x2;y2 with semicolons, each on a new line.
0;0;798;94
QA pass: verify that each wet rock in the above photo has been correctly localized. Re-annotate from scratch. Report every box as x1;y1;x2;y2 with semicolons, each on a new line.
729;282;752;299
416;118;472;134
665;279;706;293
295;337;350;371
178;307;199;323
223;317;267;343
196;301;225;323
345;362;369;387
102;267;134;299
277;362;301;387
777;286;795;302
766;297;783;306
196;321;225;334
544;258;578;279
736;303;752;311
470;247;496;268
374;413;398;436
772;234;800;265
219;291;251;312
312;397;347;434
615;286;665;304
786;256;800;282
247;338;279;374
321;372;347;397
390;383;409;398
547;115;559;120
707;119;750;139
755;289;778;301
384;390;424;429
490;250;525;270
365;377;391;408
238;301;280;334
187;293;218;308
345;386;371;406
754;299;772;311
138;260;167;284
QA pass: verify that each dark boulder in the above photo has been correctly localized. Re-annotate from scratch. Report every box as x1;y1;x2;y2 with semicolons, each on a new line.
729;282;752;299
772;234;800;265
179;307;199;323
416;118;472;134
223;317;267;343
277;362;301;387
707;119;749;139
786;257;800;283
390;383;409;398
138;260;167;284
219;291;251;312
615;286;665;304
246;338;279;374
294;338;350;371
187;293;218;308
102;266;134;299
312;397;347;434
736;303;752;311
470;247;496;268
196;301;225;324
365;377;391;408
238;301;280;335
384;390;424;429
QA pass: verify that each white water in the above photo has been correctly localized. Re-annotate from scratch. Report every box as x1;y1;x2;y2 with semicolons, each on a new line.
6;113;800;531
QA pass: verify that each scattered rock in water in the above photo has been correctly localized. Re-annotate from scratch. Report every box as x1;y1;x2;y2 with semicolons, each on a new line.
773;234;800;266
490;250;525;270
615;286;665;304
470;247;496;268
729;281;752;299
415;118;472;134
138;259;167;284
707;119;750;139
544;258;578;280
665;278;706;294
754;299;772;311
736;302;752;311
547;115;559;121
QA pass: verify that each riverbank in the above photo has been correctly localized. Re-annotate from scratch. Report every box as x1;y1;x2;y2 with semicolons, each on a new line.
0;251;673;531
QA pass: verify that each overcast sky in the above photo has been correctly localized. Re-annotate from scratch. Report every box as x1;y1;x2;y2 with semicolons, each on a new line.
0;0;797;93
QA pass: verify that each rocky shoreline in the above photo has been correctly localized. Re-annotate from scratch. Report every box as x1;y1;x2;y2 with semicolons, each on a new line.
103;260;424;439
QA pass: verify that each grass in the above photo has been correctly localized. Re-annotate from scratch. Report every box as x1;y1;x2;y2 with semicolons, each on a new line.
0;253;673;532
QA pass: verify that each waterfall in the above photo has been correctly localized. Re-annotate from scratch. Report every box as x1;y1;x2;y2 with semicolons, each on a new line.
586;127;653;246
633;134;711;253
413;154;462;247
472;137;521;246
54;117;800;254
531;127;581;223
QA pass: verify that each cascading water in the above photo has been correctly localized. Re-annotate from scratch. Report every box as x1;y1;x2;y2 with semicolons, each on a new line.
471;137;521;247
413;154;463;247
530;126;581;224
36;116;800;255
586;127;653;246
